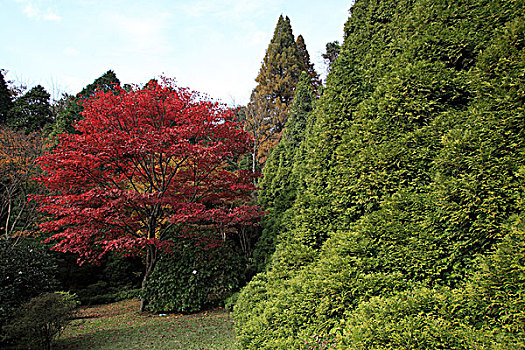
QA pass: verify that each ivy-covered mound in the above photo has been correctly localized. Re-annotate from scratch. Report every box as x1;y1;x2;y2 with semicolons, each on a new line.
233;0;525;349
143;234;248;314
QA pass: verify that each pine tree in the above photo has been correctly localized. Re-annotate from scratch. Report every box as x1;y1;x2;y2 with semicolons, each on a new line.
245;15;318;171
322;41;340;74
79;70;120;96
53;70;120;135
0;70;13;125
295;35;321;92
7;85;53;133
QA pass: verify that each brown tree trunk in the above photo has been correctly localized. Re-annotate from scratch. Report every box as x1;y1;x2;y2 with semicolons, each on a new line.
140;245;158;312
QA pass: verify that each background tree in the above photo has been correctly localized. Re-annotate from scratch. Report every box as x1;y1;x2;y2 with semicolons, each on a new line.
6;85;53;134
295;35;322;92
35;79;262;311
0;126;46;239
50;93;75;120
53;70;120;135
322;40;340;74
245;15;319;170
0;70;13;125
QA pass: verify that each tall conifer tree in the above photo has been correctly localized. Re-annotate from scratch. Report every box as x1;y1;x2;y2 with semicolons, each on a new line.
253;72;315;271
245;15;318;171
295;35;321;92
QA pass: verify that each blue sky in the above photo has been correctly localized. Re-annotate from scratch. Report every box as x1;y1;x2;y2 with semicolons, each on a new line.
1;0;351;105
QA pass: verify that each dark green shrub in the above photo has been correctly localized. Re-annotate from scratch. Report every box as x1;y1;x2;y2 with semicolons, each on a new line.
0;240;58;340
3;292;78;350
144;237;248;313
53;251;143;305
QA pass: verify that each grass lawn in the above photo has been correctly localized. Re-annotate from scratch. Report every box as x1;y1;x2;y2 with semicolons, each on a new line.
55;300;237;349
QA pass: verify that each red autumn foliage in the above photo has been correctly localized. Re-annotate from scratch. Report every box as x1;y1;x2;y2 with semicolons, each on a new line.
33;80;263;266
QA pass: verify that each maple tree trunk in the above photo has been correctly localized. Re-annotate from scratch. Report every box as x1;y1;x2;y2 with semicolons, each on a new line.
140;245;158;312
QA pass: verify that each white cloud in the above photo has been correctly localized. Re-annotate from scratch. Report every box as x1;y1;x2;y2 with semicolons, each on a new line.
43;11;61;21
179;0;282;20
62;47;79;56
22;3;38;18
112;13;172;53
15;0;62;21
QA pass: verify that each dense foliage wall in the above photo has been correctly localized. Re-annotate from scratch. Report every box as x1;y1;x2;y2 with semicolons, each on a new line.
253;72;316;271
234;0;525;348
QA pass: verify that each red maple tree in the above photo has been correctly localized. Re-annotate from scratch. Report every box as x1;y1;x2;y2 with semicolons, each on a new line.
34;80;262;310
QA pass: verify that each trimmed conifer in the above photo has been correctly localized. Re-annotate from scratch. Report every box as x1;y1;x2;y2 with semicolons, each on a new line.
253;72;316;271
234;1;525;348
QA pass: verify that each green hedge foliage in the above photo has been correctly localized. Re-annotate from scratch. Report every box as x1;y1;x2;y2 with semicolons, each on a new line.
339;222;525;349
234;0;525;348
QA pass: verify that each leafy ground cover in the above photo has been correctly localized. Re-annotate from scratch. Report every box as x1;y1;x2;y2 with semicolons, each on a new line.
55;300;237;349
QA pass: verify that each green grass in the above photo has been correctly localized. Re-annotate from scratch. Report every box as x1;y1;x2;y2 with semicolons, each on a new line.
55;300;237;349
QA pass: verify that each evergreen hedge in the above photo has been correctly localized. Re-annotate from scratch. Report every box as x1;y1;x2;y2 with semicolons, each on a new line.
233;0;525;348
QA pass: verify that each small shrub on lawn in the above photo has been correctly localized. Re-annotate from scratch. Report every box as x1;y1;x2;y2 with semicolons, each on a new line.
3;292;79;350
